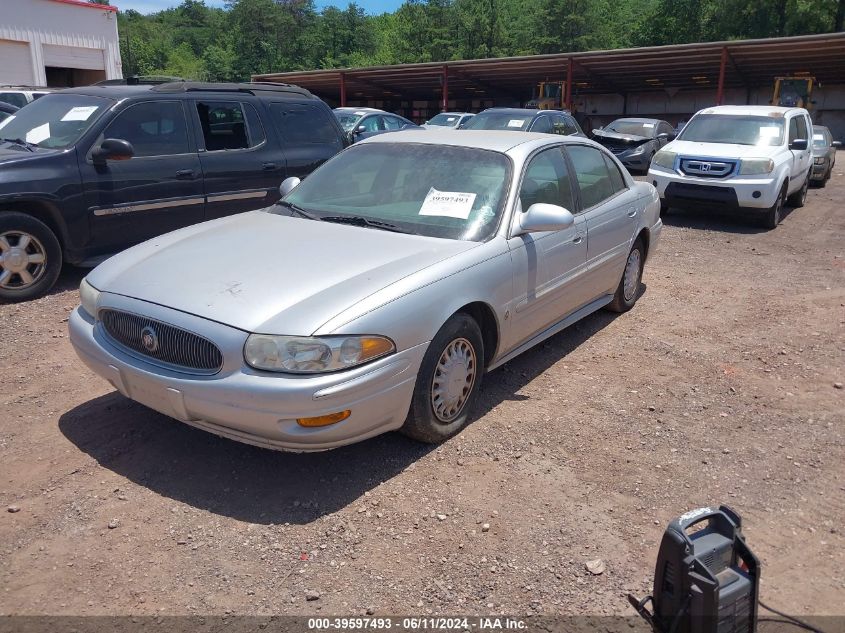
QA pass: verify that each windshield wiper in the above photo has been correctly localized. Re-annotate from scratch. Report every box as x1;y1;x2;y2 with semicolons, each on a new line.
275;199;320;221
321;215;411;234
0;137;37;152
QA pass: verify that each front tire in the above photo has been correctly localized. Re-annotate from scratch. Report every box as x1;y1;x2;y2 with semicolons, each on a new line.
787;170;810;207
763;185;786;230
0;212;62;303
607;238;645;313
401;313;484;444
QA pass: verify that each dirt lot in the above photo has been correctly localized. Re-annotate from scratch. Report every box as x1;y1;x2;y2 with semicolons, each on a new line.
1;172;843;619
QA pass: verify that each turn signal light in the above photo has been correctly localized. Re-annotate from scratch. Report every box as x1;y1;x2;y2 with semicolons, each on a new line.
296;410;351;427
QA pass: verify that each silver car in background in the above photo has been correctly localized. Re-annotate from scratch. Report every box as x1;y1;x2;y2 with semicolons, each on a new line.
810;125;840;186
423;112;474;129
69;130;662;452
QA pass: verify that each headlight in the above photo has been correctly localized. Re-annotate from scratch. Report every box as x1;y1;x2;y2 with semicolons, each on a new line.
739;158;775;175
630;144;647;155
244;334;395;374
652;150;676;170
814;156;824;165
79;278;100;318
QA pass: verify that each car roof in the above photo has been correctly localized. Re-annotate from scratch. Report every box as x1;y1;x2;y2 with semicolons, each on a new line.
359;128;575;153
434;112;473;116
49;81;315;99
610;117;667;124
696;105;807;117
334;107;384;113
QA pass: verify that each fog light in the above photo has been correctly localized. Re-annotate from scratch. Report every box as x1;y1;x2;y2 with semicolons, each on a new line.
296;410;351;427
752;191;761;198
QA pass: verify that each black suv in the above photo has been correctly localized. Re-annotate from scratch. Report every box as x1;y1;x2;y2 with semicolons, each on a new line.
0;82;348;301
461;107;586;136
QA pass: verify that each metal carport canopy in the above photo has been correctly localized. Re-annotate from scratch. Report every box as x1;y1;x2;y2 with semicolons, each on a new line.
253;32;845;105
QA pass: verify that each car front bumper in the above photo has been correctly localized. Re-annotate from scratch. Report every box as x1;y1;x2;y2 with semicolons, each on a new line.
615;149;652;171
69;301;424;452
810;158;829;180
648;167;780;210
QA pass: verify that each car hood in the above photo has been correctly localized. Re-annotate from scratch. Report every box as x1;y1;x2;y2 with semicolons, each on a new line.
88;210;481;335
665;139;780;159
593;130;652;145
0;145;60;166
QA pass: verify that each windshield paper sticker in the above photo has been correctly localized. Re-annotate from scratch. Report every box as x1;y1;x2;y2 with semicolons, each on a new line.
419;188;477;219
507;119;526;128
642;123;654;128
759;126;780;137
26;123;50;144
0;115;14;130
61;106;98;122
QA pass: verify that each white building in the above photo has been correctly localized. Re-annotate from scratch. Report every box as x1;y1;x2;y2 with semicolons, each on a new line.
0;0;122;88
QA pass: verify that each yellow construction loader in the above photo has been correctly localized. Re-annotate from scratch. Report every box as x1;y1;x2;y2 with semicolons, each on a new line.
526;81;565;110
772;75;816;110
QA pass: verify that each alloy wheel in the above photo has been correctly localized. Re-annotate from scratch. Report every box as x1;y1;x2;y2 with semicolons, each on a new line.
0;231;48;290
623;249;642;302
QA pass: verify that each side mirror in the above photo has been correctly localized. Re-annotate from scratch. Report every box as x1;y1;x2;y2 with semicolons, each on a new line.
832;141;842;148
355;124;366;134
515;203;575;235
278;176;301;197
789;138;808;151
591;128;601;136
657;132;669;140
92;138;133;165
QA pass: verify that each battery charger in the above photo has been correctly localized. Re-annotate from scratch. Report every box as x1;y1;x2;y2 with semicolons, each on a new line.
629;505;760;633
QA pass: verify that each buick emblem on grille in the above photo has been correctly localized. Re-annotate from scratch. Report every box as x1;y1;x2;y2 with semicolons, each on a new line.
140;326;159;353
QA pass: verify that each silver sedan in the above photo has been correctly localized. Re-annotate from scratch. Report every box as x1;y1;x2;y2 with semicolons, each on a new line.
69;130;662;452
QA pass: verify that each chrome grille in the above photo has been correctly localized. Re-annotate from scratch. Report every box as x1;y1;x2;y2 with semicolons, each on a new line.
679;158;736;178
100;309;223;374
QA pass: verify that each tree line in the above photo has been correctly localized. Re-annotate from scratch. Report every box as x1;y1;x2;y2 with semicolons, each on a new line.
111;0;845;82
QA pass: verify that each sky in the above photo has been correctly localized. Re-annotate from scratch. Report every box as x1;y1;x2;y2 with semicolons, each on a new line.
116;0;404;15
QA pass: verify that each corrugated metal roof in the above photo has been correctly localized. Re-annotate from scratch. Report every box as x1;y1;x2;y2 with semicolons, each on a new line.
253;32;845;102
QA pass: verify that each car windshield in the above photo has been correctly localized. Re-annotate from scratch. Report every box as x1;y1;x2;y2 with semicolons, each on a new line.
605;120;656;137
427;113;461;127
276;143;511;242
462;112;531;131
334;111;365;132
0;94;112;149
678;114;784;146
812;128;828;148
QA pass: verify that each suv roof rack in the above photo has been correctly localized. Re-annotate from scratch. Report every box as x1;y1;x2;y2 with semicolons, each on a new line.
96;76;185;86
150;81;311;97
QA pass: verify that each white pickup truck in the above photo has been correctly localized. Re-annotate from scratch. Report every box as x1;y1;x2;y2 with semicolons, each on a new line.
648;105;813;229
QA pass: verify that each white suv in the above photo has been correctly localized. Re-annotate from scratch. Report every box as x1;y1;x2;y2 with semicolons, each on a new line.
648;105;813;228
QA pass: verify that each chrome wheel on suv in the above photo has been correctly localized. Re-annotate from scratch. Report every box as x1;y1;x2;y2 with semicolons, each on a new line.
0;213;62;303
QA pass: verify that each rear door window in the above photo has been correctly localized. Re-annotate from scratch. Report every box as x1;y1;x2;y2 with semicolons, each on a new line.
196;101;265;151
566;145;617;209
269;102;343;148
382;116;404;131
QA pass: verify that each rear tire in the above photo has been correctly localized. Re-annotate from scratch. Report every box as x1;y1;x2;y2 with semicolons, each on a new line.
400;313;484;444
607;238;645;313
0;212;62;303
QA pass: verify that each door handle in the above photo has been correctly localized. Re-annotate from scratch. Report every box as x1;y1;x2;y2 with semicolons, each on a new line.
262;162;278;171
572;235;583;244
175;169;195;179
627;208;637;218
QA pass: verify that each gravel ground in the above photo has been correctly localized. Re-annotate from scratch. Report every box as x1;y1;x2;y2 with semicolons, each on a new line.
1;171;843;618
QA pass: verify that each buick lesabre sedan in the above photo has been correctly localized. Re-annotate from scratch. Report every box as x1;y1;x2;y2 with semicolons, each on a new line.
69;130;662;451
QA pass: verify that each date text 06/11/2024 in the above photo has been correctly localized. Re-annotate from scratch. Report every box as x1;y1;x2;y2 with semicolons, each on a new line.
307;617;528;630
